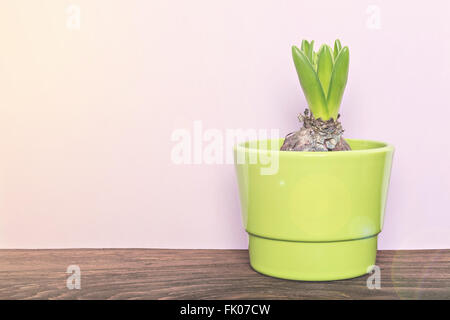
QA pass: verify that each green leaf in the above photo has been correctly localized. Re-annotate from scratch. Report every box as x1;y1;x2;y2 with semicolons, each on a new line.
317;45;334;98
333;39;342;60
292;45;328;119
311;51;317;70
327;46;349;119
308;40;314;63
301;40;309;55
301;40;314;64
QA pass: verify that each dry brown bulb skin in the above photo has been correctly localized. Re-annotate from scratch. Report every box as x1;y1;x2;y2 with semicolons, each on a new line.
280;109;351;152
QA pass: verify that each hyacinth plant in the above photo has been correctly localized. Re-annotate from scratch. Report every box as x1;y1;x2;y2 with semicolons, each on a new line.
280;39;351;152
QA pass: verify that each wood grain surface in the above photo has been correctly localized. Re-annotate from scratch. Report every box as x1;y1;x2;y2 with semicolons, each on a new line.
0;249;448;299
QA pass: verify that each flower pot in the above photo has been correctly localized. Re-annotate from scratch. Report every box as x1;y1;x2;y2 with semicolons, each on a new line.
234;138;394;281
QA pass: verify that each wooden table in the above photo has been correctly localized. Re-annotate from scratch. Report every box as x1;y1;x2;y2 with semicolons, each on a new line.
0;249;448;299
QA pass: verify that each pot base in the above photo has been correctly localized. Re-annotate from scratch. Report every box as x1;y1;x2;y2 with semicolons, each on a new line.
248;234;377;281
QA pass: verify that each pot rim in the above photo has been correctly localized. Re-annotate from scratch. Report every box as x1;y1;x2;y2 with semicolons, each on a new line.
234;138;394;157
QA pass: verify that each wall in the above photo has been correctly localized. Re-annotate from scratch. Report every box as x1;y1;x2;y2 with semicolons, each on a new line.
0;0;449;249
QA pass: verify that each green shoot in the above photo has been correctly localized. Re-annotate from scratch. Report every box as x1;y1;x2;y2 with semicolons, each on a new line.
292;39;349;120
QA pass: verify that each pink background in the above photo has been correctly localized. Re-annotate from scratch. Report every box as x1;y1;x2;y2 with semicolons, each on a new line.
0;1;449;249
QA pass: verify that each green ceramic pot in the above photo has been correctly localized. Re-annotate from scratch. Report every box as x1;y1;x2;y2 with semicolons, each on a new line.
234;138;394;281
